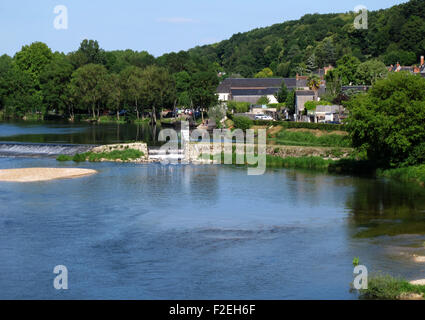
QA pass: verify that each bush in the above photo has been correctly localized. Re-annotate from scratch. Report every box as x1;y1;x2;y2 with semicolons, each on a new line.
233;116;253;130
56;155;73;162
252;120;346;131
346;72;425;166
304;100;333;111
227;101;250;113
359;274;425;300
56;149;144;163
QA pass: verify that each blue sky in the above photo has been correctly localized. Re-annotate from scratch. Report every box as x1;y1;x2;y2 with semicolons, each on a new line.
0;0;407;57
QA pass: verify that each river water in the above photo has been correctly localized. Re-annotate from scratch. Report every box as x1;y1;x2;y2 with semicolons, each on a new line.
0;121;425;299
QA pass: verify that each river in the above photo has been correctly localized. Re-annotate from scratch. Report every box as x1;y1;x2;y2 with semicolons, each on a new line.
0;121;424;299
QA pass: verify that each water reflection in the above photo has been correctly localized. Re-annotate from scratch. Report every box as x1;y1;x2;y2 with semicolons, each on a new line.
345;177;425;238
0;121;162;145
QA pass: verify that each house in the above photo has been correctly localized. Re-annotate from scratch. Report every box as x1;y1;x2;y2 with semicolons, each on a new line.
216;77;309;103
388;56;425;77
310;105;345;123
295;90;315;122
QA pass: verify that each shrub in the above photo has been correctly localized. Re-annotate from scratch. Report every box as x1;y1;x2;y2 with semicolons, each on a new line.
359;274;425;300
252;120;346;131
233;116;253;130
56;155;73;162
227;101;250;113
72;153;87;162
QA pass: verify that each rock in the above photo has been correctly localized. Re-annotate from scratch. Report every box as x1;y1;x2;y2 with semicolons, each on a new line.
413;255;425;263
410;279;425;286
398;292;424;300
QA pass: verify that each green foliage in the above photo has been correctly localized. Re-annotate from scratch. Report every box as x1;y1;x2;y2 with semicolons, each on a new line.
275;81;289;103
14;42;53;84
266;156;335;170
256;96;270;105
58;149;144;163
334;55;361;86
285;90;296;114
273;130;351;147
69;63;108;119
253;120;346;131
304;100;333;111
227;101;250;113
254;67;273;78
207;105;226;124
352;257;360;267
378;165;425;187
356;60;388;85
56;154;73;161
233;116;253;130
359;274;425;300
346;72;425;166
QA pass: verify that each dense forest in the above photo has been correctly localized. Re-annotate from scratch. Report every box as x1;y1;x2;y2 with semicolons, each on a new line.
0;0;424;121
189;0;425;77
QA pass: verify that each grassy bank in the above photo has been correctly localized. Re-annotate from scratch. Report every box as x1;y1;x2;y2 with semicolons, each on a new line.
378;165;425;187
270;130;351;148
266;155;335;170
57;149;144;162
359;274;425;300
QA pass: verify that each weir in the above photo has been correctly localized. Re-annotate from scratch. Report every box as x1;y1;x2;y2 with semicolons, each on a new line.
0;142;97;157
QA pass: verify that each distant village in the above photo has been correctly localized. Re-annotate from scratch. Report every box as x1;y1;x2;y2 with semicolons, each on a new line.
216;56;425;124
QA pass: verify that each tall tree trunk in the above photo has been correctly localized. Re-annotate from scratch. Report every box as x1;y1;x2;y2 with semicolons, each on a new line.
92;103;96;119
152;106;157;125
117;110;120;121
135;99;140;120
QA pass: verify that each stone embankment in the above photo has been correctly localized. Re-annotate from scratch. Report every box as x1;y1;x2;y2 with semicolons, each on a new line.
89;142;155;163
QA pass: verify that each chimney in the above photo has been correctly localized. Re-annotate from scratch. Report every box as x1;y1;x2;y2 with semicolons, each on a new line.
421;56;424;66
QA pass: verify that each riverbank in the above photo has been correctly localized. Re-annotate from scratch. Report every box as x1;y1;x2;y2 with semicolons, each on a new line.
0;168;97;182
360;274;425;300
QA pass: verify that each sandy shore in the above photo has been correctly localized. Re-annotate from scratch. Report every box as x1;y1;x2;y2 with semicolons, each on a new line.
0;168;97;182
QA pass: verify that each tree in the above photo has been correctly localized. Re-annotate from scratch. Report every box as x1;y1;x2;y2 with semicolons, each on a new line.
356;60;388;85
0;65;38;117
0;55;13;112
69;64;108;119
306;53;318;74
174;71;191;107
334;55;361;85
257;96;270;105
14;42;53;85
325;69;342;99
76;39;106;65
285;90;296;115
254;67;273;78
346;72;425;166
189;70;219;121
275;81;288;103
307;74;321;101
39;54;74;115
120;66;144;120
106;74;122;121
140;65;175;124
207;105;226;128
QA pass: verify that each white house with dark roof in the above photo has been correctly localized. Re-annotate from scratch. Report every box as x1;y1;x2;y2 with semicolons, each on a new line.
216;78;309;103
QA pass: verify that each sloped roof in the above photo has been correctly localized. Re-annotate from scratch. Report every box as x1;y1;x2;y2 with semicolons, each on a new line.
231;88;279;96
217;78;300;93
296;90;315;96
